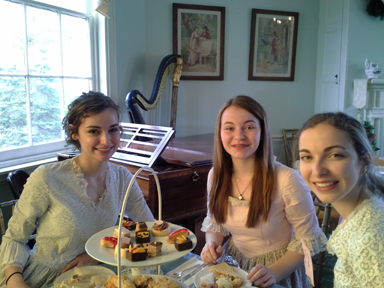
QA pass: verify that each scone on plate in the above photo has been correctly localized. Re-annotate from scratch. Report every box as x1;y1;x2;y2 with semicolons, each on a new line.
148;276;181;288
104;275;135;288
134;274;153;287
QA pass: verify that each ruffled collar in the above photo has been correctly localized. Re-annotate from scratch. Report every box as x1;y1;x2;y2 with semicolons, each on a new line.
69;157;110;207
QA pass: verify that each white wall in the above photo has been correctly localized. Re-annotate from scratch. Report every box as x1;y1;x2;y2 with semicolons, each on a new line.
344;0;384;112
111;0;320;142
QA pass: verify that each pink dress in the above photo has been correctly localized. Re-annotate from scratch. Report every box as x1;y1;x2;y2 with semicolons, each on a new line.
187;31;200;66
202;161;327;288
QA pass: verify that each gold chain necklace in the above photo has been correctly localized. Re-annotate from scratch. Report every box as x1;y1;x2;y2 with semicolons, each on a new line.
234;177;252;200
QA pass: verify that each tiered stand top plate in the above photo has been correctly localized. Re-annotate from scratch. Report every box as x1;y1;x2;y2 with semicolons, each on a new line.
85;222;197;267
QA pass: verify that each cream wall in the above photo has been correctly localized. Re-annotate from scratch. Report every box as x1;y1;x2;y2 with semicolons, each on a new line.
109;0;320;148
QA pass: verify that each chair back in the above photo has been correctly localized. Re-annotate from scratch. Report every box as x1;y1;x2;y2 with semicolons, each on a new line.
6;169;29;199
313;199;334;287
0;200;17;237
282;129;299;167
0;200;36;247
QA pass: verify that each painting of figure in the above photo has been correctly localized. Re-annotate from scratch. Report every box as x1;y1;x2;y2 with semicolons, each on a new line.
249;9;298;81
173;4;225;80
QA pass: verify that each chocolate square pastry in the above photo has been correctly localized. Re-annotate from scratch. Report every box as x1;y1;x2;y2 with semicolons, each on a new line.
123;219;136;231
174;237;193;251
136;230;150;244
126;250;148;262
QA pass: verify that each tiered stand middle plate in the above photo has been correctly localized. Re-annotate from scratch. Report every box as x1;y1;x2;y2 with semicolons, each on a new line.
85;222;197;267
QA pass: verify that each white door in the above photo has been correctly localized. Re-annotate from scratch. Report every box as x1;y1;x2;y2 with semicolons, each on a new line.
315;0;348;113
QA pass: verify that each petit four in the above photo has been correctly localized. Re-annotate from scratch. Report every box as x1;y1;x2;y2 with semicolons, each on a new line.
151;220;171;236
113;226;131;238
135;222;148;232
147;241;163;257
166;228;189;244
174;236;192;251
123;219;136;231
126;245;148;262
136;230;150;244
100;236;118;248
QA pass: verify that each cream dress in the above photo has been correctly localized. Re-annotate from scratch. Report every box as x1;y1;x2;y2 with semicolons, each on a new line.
328;195;384;287
0;158;155;287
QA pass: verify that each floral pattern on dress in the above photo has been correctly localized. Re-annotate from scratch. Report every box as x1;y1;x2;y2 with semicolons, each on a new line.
328;195;384;287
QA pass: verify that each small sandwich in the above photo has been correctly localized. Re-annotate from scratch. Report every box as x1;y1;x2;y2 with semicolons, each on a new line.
210;263;243;287
215;278;233;288
200;272;215;287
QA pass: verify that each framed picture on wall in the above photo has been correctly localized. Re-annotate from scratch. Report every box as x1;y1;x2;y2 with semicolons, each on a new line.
173;3;225;80
248;9;299;81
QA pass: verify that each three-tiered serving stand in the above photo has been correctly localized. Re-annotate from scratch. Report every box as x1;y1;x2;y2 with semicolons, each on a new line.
85;167;197;288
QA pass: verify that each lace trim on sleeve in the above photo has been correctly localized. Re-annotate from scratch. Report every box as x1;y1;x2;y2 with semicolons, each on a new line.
287;231;328;256
201;216;230;237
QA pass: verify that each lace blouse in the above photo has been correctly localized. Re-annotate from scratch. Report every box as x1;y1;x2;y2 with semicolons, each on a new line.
328;195;384;287
0;158;155;287
201;161;327;258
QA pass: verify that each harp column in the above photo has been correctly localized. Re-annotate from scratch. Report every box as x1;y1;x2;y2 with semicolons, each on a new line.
170;56;183;136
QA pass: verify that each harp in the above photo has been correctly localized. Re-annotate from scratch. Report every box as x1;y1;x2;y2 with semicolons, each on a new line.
125;54;183;128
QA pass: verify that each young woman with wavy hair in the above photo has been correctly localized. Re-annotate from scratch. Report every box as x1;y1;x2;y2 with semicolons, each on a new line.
200;95;327;288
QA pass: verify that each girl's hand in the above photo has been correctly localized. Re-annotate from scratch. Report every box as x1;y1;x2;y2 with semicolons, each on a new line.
61;252;99;273
200;242;224;264
247;264;276;287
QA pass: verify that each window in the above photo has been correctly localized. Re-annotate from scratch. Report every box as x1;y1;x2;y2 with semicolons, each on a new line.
0;0;104;168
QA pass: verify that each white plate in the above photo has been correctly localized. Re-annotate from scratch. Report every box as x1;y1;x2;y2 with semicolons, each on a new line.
53;265;115;288
127;274;188;288
194;266;252;288
85;222;196;267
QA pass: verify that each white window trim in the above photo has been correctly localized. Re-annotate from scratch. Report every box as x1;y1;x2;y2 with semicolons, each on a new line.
0;0;108;171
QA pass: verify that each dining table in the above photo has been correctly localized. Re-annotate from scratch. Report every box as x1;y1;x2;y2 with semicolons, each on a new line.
43;252;285;288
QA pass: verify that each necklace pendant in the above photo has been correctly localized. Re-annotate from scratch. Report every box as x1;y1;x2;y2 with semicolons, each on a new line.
238;194;243;200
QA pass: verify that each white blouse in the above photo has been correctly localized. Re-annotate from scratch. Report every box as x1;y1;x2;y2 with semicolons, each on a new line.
0;158;155;287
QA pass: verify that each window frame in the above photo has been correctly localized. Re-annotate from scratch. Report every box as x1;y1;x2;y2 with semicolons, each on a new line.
0;0;106;170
